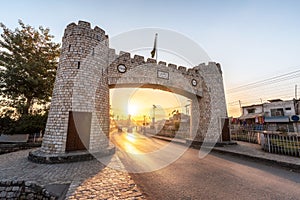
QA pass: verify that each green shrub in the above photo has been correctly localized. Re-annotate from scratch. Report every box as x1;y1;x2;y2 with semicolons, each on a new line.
0;113;48;135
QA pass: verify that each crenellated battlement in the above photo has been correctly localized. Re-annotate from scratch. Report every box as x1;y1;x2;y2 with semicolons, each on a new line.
64;20;107;42
110;50;221;78
62;21;222;78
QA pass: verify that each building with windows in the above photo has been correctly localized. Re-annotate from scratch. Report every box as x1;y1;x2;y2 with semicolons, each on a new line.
239;104;264;124
239;99;300;133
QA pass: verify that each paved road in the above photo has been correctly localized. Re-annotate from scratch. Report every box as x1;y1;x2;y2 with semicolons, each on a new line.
111;131;300;200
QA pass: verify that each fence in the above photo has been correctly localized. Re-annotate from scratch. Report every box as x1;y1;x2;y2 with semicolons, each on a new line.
230;125;261;144
231;125;300;157
262;133;300;157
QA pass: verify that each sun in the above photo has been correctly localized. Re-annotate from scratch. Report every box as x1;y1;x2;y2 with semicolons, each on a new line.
128;104;137;115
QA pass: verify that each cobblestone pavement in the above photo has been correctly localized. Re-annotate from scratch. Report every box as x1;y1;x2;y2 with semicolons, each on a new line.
0;149;146;199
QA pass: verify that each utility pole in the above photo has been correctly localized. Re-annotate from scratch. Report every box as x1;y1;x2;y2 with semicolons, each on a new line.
260;98;264;114
143;115;146;134
238;100;243;116
152;105;157;129
186;100;192;116
295;85;299;116
184;104;190;115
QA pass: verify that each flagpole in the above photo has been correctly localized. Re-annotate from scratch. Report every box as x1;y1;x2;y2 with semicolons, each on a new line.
156;33;158;61
151;33;158;60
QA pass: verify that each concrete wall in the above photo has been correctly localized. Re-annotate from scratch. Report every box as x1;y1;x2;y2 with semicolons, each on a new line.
263;100;296;117
242;105;263;115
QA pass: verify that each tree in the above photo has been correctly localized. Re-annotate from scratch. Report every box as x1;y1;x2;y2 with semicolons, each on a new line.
0;20;60;116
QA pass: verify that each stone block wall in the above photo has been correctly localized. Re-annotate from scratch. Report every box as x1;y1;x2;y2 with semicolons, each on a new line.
40;20;227;155
41;21;110;154
0;143;41;155
107;51;203;98
194;62;228;142
0;180;56;200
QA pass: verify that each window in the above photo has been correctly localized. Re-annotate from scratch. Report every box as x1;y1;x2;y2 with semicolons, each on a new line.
270;108;284;116
285;107;291;111
264;111;270;117
247;108;255;114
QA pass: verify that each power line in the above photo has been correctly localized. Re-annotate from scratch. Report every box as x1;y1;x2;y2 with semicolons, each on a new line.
227;74;300;94
227;77;300;94
228;90;295;101
226;68;300;116
227;69;300;93
227;68;300;90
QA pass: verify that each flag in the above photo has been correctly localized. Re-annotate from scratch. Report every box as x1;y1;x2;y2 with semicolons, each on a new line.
151;33;158;58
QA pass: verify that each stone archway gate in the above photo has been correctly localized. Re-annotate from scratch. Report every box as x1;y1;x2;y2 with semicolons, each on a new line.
29;21;227;163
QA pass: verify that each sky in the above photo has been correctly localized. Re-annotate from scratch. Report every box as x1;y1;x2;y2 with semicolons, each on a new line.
1;0;300;117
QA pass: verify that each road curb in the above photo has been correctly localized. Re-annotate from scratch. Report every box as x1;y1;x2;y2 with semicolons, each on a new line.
150;135;300;172
211;148;300;172
150;135;187;145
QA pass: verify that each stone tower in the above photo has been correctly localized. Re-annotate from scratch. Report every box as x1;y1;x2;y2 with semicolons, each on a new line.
39;21;112;155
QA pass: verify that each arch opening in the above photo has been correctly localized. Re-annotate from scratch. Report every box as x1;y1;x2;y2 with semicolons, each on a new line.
109;87;193;155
